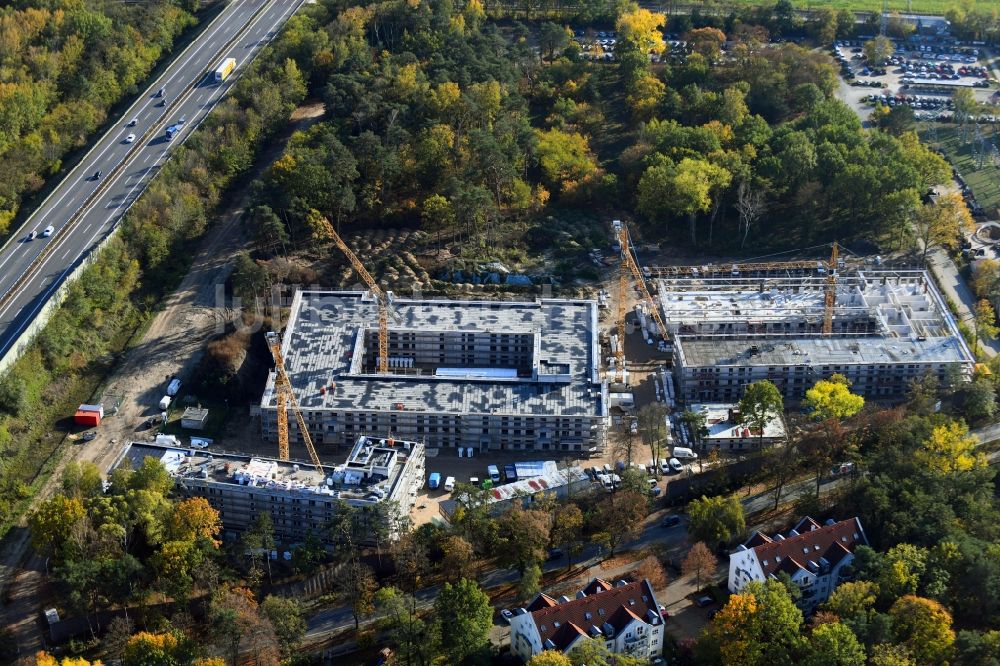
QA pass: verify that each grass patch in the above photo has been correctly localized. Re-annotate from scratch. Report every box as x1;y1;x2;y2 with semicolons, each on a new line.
918;123;1000;214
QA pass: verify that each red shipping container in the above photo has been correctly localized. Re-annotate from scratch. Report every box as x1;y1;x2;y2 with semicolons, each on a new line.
74;410;101;427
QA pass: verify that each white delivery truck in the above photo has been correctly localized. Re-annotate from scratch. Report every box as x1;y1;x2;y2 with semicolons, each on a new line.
158;395;171;410
214;57;237;82
672;446;698;460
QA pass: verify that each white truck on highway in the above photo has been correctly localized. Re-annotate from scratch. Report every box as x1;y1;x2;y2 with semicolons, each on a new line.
214;57;237;82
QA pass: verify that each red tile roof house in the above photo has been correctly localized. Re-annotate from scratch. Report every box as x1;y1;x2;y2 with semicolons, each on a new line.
728;516;869;614
508;578;666;662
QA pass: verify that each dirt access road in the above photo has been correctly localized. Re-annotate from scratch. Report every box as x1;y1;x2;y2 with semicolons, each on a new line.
0;103;325;662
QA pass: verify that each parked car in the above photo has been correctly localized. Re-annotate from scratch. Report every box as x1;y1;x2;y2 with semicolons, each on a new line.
501;609;514;623
696;595;715;607
444;476;456;492
547;548;565;561
661;515;681;528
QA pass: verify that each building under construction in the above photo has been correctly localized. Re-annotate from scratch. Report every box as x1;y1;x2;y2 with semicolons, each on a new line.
259;291;608;453
659;269;975;402
111;435;425;544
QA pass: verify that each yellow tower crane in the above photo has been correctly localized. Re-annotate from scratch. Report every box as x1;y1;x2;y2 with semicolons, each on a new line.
266;331;324;474
328;228;402;374
618;226;668;338
823;242;839;336
614;223;668;384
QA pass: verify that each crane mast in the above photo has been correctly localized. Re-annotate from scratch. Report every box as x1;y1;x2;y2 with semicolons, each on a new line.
266;332;324;474
618;226;668;338
823;242;839;336
327;228;400;374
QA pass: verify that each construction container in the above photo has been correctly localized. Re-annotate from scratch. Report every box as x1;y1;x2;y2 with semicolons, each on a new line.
74;410;101;427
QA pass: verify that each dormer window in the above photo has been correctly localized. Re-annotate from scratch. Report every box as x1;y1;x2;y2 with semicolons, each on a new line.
540;624;547;632
554;622;560;628
585;612;592;620
599;608;605;616
762;559;769;566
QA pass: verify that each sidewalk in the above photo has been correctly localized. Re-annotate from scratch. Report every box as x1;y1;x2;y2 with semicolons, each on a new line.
927;247;1000;357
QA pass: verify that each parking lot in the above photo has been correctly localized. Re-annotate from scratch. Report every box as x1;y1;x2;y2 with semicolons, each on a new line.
832;39;997;121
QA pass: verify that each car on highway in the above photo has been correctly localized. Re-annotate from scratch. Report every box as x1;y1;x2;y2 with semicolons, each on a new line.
124;133;136;144
93;170;102;180
26;230;36;241
42;225;54;237
157;87;165;97
178;116;186;124
127;118;138;127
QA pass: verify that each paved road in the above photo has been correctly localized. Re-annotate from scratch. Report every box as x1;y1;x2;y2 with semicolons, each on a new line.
926;247;1000;357
303;474;842;640
305;421;1000;643
0;0;305;366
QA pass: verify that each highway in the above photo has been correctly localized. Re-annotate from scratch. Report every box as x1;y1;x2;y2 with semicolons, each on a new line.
0;0;305;364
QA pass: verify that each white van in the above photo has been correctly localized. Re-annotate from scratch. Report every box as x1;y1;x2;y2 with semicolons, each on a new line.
444;476;456;492
672;446;698;460
487;465;501;483
158;395;171;410
155;434;181;447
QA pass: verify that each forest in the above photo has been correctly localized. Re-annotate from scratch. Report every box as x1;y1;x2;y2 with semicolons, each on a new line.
0;0;201;234
232;0;958;312
0;0;998;661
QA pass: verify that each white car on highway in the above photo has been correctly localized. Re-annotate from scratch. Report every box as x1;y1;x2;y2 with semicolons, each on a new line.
124;133;136;144
42;225;54;237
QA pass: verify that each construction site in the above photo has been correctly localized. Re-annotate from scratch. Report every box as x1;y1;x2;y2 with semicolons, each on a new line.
656;266;975;403
259;291;608;454
110;434;425;544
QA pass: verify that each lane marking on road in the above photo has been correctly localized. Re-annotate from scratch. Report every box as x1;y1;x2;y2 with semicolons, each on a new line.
3;1;257;240
0;0;300;351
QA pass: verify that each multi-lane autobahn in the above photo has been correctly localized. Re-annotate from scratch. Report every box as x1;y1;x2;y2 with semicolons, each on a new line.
0;0;304;364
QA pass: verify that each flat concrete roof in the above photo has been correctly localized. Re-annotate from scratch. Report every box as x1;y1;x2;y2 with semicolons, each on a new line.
678;335;969;367
116;436;422;505
690;403;786;440
261;291;605;418
663;270;975;368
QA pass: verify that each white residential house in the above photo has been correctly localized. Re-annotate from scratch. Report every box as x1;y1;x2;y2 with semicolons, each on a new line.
508;578;665;662
728;516;868;614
